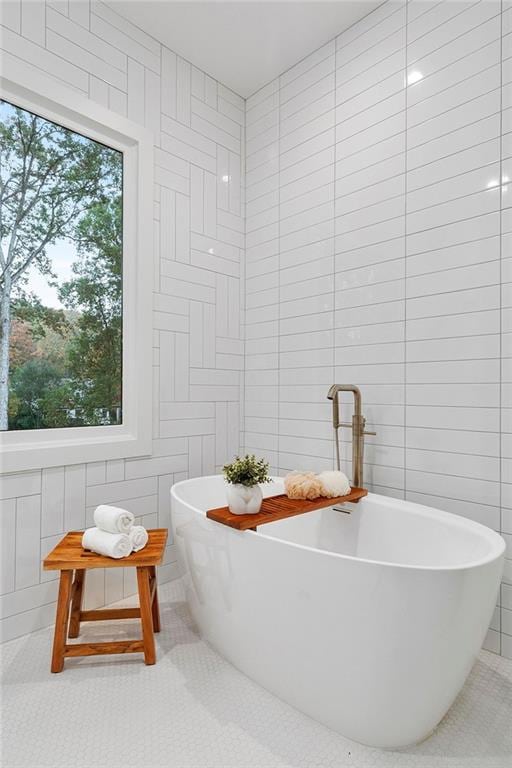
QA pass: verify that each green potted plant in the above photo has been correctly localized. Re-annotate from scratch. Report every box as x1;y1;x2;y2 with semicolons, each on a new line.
223;454;271;515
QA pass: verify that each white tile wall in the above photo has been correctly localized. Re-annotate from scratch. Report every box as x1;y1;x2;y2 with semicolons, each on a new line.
244;0;512;659
1;0;510;660
503;0;512;660
0;0;243;642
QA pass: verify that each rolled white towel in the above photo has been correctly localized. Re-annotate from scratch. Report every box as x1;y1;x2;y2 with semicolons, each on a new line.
82;527;132;559
318;470;351;498
94;504;134;535
129;525;148;553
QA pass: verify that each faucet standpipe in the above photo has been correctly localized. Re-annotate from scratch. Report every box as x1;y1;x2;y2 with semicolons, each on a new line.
326;385;376;489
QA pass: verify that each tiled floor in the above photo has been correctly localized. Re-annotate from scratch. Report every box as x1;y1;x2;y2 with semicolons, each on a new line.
2;581;512;768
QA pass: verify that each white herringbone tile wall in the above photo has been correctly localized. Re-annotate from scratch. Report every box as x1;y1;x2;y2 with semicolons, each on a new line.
244;0;512;659
0;0;244;642
1;0;511;662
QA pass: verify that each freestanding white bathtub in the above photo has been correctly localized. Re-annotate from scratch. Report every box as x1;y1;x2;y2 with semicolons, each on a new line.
171;475;505;748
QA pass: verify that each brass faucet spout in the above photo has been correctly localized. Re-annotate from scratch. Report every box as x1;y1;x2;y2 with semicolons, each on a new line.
326;385;374;489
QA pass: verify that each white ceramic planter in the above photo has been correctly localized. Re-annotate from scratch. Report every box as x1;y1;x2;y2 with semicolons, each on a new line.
226;483;263;515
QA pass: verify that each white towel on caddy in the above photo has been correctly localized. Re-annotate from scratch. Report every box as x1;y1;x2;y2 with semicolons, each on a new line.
82;527;132;559
94;504;134;534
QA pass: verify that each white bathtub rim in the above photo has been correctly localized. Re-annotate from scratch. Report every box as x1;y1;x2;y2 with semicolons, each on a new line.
171;475;505;573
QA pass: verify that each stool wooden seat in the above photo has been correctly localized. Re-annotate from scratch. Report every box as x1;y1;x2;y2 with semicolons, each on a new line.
43;528;168;673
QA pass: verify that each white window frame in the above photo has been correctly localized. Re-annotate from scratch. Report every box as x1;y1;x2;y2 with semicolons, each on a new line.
0;69;153;473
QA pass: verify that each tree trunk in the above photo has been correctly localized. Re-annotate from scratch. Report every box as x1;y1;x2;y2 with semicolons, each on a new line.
0;272;12;431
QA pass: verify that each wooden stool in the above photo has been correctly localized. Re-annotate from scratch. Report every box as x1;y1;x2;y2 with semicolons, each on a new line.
43;528;168;673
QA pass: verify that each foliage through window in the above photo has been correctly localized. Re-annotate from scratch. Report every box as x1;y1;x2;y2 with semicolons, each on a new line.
0;100;123;431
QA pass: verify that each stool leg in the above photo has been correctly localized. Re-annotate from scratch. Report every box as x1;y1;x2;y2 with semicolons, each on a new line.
51;570;73;673
136;567;156;665
68;569;86;639
150;566;161;633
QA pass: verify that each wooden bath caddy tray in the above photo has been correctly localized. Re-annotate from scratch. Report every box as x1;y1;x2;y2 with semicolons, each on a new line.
207;487;367;530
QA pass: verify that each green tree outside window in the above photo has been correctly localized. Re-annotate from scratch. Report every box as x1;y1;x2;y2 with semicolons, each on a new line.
0;100;123;431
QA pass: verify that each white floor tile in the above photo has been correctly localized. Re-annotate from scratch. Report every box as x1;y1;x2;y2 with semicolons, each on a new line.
2;580;512;768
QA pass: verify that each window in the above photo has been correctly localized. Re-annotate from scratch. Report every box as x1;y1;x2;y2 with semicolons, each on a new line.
0;70;153;473
1;100;123;433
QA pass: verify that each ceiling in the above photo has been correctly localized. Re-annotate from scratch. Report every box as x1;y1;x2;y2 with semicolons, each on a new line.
108;1;381;98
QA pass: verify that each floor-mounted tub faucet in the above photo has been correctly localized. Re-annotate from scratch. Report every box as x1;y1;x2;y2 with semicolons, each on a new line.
327;385;376;489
